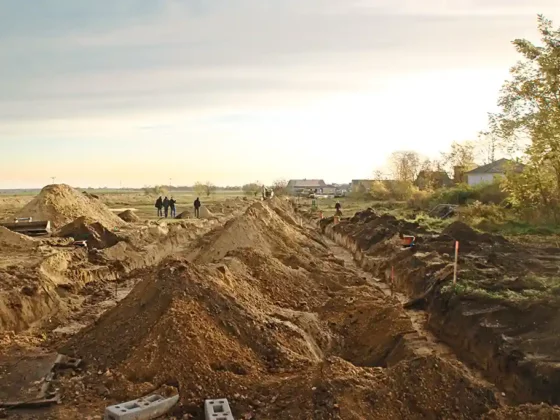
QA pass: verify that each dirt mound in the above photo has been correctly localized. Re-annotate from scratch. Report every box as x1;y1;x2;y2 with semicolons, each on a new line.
199;205;213;219
0;226;37;249
117;210;139;222
188;201;322;264
56;216;120;249
442;221;482;242
483;404;560;419
175;211;191;219
442;221;506;245
61;260;299;407
16;184;125;229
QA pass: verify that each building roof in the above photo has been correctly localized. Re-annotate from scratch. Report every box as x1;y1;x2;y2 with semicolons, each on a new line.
466;158;525;175
287;179;326;188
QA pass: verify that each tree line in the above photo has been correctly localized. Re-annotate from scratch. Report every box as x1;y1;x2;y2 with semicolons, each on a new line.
375;15;560;221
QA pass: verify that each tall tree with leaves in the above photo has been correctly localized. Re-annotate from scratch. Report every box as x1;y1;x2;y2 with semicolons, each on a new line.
490;15;560;219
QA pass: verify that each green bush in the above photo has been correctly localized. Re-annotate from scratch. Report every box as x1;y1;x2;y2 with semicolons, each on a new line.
407;189;432;209
369;181;390;200
428;181;507;206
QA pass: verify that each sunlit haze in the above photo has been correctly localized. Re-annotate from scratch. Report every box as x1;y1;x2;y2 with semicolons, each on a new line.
1;0;559;188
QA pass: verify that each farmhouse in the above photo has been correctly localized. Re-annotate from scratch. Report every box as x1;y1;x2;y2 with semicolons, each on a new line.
415;170;453;190
466;159;525;186
287;179;326;195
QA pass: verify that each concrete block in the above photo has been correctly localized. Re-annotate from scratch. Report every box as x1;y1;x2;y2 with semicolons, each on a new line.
204;398;234;420
104;394;179;420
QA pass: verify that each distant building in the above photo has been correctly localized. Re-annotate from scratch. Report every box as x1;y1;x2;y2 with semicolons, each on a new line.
287;179;326;195
415;171;453;190
351;179;375;193
321;185;337;195
466;159;525;186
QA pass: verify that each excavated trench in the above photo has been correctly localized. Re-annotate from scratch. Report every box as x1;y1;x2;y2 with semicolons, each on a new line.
312;209;560;409
3;200;525;419
316;226;504;390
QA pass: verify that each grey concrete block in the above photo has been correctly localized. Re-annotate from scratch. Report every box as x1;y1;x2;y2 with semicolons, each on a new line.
204;398;234;420
104;394;179;420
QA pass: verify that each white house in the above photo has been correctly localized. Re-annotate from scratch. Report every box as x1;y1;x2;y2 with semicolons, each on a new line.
466;159;524;186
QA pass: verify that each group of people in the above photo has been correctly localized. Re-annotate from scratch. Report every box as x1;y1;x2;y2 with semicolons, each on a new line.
155;196;202;219
154;196;176;218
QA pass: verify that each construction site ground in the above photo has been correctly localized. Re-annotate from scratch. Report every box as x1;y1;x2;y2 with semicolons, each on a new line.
0;188;559;419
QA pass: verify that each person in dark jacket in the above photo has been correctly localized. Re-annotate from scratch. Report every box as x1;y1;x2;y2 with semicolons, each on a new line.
194;197;201;218
155;196;163;217
335;201;342;216
163;196;170;218
169;197;177;218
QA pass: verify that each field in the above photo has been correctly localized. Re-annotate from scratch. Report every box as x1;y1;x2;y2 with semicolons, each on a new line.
0;186;558;419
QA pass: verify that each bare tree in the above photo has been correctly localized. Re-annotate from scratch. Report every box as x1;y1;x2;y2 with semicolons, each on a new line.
203;182;216;197
441;141;477;171
478;131;500;164
272;179;288;196
389;151;421;182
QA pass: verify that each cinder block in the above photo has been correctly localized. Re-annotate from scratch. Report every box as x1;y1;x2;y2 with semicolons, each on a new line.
204;398;234;420
104;394;179;420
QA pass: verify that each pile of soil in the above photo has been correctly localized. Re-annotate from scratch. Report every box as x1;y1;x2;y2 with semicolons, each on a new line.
56;216;120;249
117;210;139;222
16;184;125;229
175;211;191;219
59;199;504;418
0;226;37;249
199;205;213;219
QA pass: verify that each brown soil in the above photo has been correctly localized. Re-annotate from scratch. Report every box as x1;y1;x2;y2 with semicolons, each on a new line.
0;226;38;249
56;216;121;249
56;199;501;418
316;207;560;406
117;209;140;222
175;210;191;219
2;196;559;418
15;184;125;229
483;404;560;419
199;204;214;219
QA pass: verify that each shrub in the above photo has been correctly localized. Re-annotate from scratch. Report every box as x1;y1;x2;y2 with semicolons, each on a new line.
459;201;506;222
369;181;390;200
407;189;432;209
386;181;417;201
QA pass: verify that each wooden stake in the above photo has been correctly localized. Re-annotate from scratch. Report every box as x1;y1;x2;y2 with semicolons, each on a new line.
453;241;459;285
391;266;395;296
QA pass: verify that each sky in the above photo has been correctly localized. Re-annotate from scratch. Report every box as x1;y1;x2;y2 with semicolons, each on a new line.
1;1;559;188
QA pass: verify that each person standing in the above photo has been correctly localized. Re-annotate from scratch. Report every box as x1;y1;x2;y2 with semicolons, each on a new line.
155;196;163;217
194;197;201;218
163;196;170;218
335;200;342;216
169;197;177;218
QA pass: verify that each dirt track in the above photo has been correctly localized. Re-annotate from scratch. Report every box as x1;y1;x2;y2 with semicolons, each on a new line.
0;190;559;419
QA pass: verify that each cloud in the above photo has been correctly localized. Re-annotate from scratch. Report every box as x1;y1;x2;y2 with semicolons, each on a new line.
2;0;558;124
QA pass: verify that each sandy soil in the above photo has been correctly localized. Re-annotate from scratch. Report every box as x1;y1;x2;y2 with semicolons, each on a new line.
0;189;558;419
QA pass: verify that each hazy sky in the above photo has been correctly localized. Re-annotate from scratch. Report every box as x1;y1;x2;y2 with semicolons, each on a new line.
1;1;559;188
